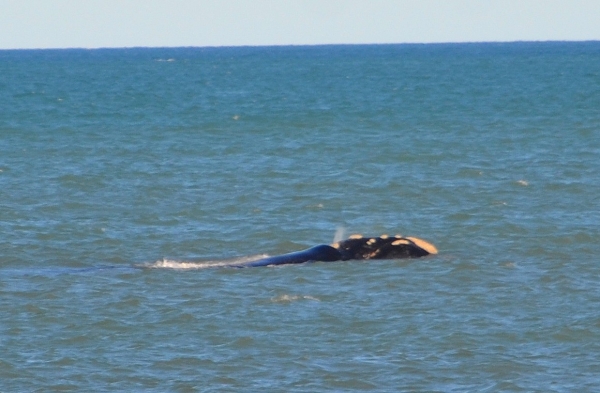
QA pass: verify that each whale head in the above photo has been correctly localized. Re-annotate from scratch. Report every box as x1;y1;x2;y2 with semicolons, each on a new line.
331;234;437;260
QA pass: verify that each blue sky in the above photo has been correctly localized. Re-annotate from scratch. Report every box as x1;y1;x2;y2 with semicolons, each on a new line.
1;0;599;49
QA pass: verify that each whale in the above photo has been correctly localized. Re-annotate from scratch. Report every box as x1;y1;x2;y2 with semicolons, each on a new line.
231;234;437;268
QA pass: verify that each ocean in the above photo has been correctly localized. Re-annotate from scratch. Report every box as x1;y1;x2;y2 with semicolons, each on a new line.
1;42;599;392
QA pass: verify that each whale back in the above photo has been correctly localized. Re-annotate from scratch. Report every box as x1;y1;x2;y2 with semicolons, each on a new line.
238;244;342;267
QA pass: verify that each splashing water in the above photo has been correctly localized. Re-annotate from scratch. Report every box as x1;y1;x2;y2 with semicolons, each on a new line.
333;226;347;244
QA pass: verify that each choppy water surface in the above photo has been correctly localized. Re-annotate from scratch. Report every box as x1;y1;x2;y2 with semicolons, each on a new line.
1;42;600;391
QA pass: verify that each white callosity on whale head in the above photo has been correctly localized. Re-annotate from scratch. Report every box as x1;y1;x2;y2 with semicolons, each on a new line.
406;237;438;255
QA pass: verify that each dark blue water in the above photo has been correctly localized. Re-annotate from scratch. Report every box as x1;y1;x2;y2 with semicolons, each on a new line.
1;42;600;392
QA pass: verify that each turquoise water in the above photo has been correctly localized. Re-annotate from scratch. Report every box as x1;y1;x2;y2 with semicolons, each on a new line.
1;42;600;391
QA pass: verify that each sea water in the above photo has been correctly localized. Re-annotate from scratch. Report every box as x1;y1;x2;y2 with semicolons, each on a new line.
1;42;600;392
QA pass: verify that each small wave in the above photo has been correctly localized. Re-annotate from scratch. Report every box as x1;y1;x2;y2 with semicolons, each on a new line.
143;254;269;270
271;294;320;303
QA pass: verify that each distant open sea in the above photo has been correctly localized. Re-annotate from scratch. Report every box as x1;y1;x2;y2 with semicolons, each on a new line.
1;42;600;392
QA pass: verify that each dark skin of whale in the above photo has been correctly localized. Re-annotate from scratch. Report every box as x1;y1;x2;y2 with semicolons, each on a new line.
237;245;343;268
231;235;437;268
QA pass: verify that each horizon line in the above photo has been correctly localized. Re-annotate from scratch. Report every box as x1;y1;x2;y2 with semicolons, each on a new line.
2;39;599;51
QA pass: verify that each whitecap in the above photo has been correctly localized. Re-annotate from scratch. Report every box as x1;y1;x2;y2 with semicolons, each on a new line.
271;294;320;303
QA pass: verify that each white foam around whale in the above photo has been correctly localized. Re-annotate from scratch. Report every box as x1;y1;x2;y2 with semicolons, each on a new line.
144;254;270;270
